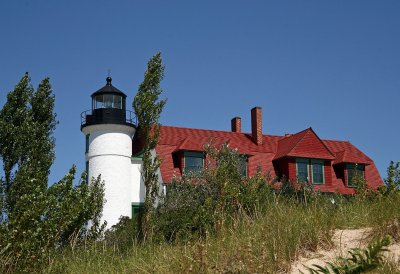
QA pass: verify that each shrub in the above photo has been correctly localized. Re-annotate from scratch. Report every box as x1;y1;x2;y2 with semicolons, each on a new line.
103;216;140;253
155;143;275;242
156;180;216;242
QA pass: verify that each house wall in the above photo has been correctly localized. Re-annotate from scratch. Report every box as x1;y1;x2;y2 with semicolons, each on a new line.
247;153;276;177
287;157;297;181
131;158;145;205
131;149;165;203
278;157;361;194
152;148;167;204
324;160;332;186
179;151;184;173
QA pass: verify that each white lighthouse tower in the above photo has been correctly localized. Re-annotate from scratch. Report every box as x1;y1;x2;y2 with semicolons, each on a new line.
81;77;137;228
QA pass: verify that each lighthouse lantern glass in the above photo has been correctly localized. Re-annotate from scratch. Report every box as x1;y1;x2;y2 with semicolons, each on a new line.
93;95;123;109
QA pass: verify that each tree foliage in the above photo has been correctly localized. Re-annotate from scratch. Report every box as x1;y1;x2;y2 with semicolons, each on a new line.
133;52;167;242
384;161;400;195
156;143;274;242
0;73;105;272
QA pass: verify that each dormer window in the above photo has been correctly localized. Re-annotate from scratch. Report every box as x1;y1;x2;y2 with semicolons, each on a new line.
296;158;325;184
311;159;324;184
184;151;204;174
296;158;309;183
347;163;365;187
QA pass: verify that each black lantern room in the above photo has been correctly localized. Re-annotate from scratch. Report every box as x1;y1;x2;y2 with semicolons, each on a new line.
81;77;136;129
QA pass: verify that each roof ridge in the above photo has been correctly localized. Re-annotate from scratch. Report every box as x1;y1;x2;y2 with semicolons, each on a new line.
161;125;357;144
322;139;350;143
160;125;283;138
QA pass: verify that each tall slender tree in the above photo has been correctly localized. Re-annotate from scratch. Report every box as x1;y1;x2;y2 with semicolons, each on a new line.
133;52;167;242
29;77;57;183
0;73;106;271
0;74;57;214
0;73;33;196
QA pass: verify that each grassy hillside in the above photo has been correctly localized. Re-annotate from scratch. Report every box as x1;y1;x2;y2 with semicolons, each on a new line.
2;144;398;273
46;194;400;273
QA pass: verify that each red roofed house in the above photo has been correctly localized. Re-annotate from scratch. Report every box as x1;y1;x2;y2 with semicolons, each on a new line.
82;78;383;228
149;107;383;195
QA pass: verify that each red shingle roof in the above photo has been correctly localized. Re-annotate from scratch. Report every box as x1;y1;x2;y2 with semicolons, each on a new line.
274;128;335;160
153;125;383;193
323;140;373;165
158;126;282;154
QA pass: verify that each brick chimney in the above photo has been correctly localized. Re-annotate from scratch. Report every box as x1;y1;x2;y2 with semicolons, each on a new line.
231;117;241;133
251;107;262;145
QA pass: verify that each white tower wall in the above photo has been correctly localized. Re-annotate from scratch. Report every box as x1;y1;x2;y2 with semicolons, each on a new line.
82;124;135;228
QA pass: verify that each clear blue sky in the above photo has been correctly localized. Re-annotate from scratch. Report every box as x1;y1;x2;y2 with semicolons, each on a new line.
0;1;399;183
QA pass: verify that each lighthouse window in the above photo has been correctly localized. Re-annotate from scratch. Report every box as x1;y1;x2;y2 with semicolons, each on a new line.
114;96;122;109
94;96;103;108
94;95;123;109
103;95;113;108
85;134;90;153
85;161;89;183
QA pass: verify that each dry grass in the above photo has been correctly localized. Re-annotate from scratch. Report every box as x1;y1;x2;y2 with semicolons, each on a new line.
44;194;400;274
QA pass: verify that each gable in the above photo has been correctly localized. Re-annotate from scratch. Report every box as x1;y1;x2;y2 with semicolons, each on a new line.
274;128;334;160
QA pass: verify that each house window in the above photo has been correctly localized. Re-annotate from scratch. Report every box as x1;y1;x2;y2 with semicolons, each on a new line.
131;203;143;219
238;156;247;177
311;160;324;184
296;158;325;184
347;164;365;187
296;158;309;183
85;134;90;153
184;151;204;174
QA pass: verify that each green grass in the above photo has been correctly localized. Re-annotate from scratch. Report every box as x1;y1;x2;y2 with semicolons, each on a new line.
44;194;400;274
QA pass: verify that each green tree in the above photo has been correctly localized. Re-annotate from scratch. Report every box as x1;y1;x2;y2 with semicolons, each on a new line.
205;143;243;231
384;161;400;195
133;52;167;242
0;73;34;209
352;167;369;198
0;73;105;272
1;75;57;215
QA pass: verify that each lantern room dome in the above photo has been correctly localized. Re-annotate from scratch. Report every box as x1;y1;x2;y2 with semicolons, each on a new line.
91;77;127;111
91;77;127;98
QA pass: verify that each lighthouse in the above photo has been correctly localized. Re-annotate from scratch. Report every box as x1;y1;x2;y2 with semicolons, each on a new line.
81;77;139;228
